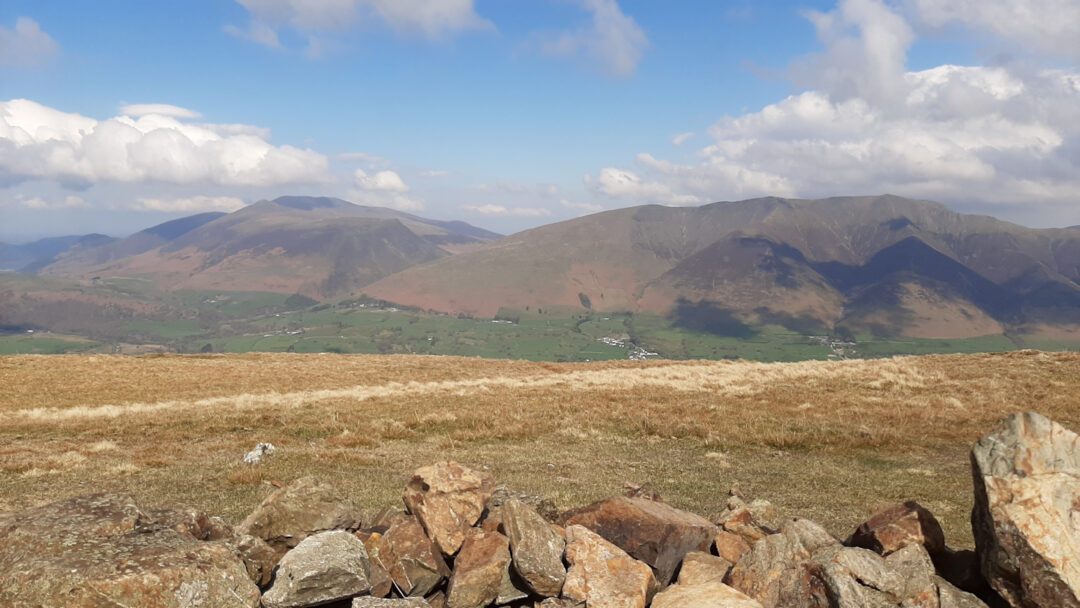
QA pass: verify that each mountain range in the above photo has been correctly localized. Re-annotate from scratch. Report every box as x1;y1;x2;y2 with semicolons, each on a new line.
9;194;1080;339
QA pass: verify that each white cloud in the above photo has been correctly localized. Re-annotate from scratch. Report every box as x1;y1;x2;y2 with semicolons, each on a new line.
533;0;648;76
0;17;59;68
421;169;450;177
17;194;86;209
121;104;202;119
351;168;424;210
0;98;329;188
586;0;1080;214
230;0;493;52
584;167;702;205
909;0;1080;62
134;196;247;212
462;204;552;217
671;132;695;146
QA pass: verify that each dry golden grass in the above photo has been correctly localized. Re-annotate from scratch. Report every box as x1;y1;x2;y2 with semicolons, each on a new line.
2;351;1079;548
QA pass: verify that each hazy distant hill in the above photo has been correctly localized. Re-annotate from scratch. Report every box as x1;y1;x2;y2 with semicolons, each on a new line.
364;195;1080;338
40;196;500;297
1;234;117;273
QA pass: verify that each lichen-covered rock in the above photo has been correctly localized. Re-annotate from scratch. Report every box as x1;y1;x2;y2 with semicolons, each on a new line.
562;524;658;608
971;412;1080;607
236;476;363;559
0;493;260;608
374;514;451;597
651;580;764;608
727;517;839;607
561;495;716;586
446;528;512;608
147;507;234;541
234;533;278;587
262;530;372;608
402;461;496;556
503;497;567;597
677;551;733;585
352;598;432;607
846;502;947;558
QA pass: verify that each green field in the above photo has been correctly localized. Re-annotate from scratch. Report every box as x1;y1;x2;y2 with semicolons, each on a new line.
0;334;101;354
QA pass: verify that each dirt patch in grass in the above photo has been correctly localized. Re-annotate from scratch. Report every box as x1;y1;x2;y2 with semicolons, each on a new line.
2;350;1078;547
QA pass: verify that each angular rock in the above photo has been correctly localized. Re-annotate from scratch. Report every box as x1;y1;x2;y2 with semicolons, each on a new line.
535;599;585;608
148;506;234;540
677;551;733;585
426;591;448;608
488;483;561;523
716;493;778;545
846;501;947;558
402;461;496;555
971;412;1080;607
237;476;363;559
234;533;279;587
361;531;394;597
651;580;765;608
353;598;432;607
561;495;717;586
375;514;451;597
563;524;658;608
727;517;840;607
883;544;939;608
446;528;512;608
811;545;907;607
0;493;260;607
503;497;567;597
263;529;372;608
937;576;991;608
714;529;753;564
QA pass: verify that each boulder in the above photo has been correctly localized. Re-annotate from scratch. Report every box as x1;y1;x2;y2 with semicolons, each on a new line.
262;529;372;608
937;576;992;608
402;461;496;555
677;551;733;585
360;530;394;597
882;544;940;607
236;476;363;559
353;599;431;607
651;580;765;608
726;517;840;607
811;545;907;607
234;533;279;587
503;497;567;597
716;493;778;545
535;600;585;607
374;514;451;597
562;524;658;608
561;495;717;586
0;493;260;607
147;506;234;541
426;591;448;608
714;529;753;564
971;412;1080;607
488;483;561;523
846;501;947;558
446;528;512;608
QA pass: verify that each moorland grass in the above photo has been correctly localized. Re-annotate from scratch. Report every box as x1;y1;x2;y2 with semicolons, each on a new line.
2;351;1078;549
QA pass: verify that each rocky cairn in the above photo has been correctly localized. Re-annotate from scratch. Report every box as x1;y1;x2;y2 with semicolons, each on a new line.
2;412;1079;607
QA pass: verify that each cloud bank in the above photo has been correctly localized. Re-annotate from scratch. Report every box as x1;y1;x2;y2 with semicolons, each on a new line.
0;17;59;68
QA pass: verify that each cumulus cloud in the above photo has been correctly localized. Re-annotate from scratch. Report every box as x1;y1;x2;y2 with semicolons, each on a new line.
0;98;329;188
17;194;85;209
351;168;424;210
134;196;247;212
229;0;493;52
909;0;1080;62
532;0;648;76
586;0;1080;214
462;204;552;217
0;17;59;68
671;132;695;146
120;104;202;119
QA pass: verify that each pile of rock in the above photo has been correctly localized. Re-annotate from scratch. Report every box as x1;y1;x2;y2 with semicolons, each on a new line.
2;411;1079;607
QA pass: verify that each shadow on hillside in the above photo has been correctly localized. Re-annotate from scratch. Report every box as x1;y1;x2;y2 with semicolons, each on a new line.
670;299;758;339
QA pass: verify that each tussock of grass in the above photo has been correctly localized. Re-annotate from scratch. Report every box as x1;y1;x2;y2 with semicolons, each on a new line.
1;350;1079;548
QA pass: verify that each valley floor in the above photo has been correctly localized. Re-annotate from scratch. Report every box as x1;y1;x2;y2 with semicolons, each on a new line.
2;351;1078;548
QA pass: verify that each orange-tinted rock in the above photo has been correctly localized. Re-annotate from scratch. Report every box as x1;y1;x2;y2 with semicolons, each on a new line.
236;476;362;559
651;580;764;608
562;524;658;608
234;533;278;587
0;493;260;607
402;461;496;555
561;496;716;586
677;551;733;585
362;531;394;597
715;530;753;565
503;497;567;597
447;528;512;608
971;412;1080;607
846;502;946;558
726;517;839;607
375;514;451;597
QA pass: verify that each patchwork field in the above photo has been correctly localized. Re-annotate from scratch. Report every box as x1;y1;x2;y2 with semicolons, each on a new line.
2;351;1078;551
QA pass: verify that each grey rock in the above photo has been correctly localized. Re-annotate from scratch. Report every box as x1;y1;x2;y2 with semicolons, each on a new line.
262;530;372;608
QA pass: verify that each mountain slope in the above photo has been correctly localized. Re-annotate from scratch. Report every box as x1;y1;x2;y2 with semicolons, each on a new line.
40;196;498;298
363;195;1080;338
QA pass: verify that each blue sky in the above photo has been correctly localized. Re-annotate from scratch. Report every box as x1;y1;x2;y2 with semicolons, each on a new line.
1;0;1078;240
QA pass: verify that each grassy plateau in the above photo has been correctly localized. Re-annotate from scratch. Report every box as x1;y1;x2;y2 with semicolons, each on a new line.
3;350;1079;550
